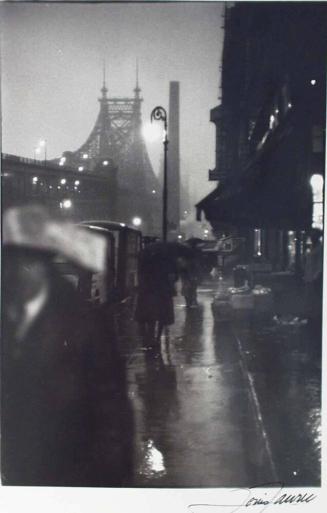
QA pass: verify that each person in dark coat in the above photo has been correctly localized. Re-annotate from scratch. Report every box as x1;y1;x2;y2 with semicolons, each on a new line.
1;207;133;487
178;256;199;308
135;252;176;345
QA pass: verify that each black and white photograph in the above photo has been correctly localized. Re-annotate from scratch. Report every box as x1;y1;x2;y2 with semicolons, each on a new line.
0;0;326;511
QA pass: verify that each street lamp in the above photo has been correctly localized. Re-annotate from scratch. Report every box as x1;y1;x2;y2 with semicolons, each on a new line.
34;147;41;160
61;199;72;210
151;106;168;242
132;216;142;227
39;139;47;164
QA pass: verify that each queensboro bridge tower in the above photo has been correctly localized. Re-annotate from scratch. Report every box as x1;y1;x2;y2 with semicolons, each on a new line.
56;70;160;234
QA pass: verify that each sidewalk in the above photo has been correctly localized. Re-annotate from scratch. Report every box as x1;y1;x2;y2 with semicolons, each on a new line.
118;285;275;487
229;280;322;486
116;274;322;487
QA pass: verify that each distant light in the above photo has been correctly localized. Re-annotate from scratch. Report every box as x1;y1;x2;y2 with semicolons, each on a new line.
74;186;78;190
78;166;84;172
74;180;80;185
49;185;53;189
269;114;275;129
310;79;317;86
103;160;109;166
275;109;279;114
32;176;38;184
120;223;126;227
152;189;156;194
62;199;72;209
82;153;88;159
204;229;209;234
60;178;66;185
288;102;293;109
184;210;188;215
35;147;41;155
132;217;142;227
59;157;66;166
39;139;46;147
59;161;64;166
57;186;61;190
178;235;183;240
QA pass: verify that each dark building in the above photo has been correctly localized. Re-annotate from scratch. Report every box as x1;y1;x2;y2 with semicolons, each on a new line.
197;2;326;273
53;73;161;235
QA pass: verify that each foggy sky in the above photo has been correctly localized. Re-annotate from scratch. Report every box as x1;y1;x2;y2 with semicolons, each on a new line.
1;2;224;205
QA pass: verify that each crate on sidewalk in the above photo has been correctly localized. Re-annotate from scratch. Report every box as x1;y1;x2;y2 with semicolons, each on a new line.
252;285;274;323
227;285;255;322
253;285;274;312
211;291;233;322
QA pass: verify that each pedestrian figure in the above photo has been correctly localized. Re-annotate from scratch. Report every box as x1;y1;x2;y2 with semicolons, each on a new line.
1;205;133;486
178;257;199;308
135;250;176;346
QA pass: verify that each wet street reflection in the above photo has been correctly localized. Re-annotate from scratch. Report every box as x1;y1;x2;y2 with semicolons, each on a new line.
234;319;321;486
124;284;321;487
127;286;276;487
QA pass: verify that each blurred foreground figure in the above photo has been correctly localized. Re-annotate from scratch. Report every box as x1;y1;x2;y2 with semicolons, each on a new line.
1;206;133;486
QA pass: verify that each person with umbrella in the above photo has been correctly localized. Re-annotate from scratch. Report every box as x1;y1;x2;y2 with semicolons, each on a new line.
134;242;191;345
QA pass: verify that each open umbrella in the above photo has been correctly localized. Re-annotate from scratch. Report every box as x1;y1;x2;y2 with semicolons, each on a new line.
142;241;194;262
184;237;204;247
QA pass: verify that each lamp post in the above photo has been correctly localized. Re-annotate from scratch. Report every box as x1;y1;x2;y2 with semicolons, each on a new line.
39;139;47;165
151;106;168;242
34;147;41;161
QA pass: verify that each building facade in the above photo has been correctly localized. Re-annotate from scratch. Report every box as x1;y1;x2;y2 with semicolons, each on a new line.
197;2;326;274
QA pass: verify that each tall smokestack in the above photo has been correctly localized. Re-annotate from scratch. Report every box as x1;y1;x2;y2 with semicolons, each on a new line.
167;81;180;235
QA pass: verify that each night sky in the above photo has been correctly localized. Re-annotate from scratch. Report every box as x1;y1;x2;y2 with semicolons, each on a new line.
1;1;224;204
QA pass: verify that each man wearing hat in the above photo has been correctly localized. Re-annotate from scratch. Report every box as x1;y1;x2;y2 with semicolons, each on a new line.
1;205;133;486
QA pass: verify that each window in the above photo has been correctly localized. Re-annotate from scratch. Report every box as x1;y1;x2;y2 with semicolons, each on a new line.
310;174;324;230
254;228;262;256
312;125;324;153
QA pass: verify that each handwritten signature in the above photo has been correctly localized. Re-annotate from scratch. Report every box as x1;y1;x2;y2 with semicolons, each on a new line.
188;483;316;513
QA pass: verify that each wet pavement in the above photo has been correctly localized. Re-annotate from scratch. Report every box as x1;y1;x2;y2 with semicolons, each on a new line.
118;284;321;487
233;318;321;486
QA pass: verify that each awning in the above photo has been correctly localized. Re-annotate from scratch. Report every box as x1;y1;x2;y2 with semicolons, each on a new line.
196;174;312;231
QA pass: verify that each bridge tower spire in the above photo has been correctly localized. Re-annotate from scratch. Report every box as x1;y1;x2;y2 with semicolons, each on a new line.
101;59;108;98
